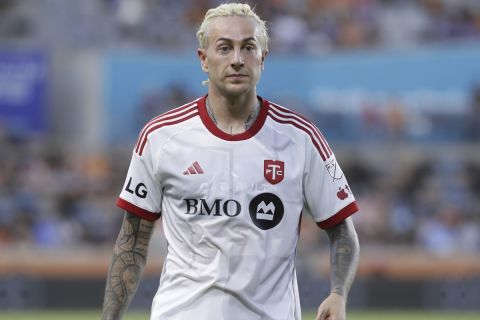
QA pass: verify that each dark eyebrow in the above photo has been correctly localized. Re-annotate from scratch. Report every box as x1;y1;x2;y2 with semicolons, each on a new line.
215;37;257;44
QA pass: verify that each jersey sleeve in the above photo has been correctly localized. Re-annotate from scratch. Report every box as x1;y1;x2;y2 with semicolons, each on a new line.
303;134;358;229
117;138;162;221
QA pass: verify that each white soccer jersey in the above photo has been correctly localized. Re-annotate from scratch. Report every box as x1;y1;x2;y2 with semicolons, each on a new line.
117;95;358;320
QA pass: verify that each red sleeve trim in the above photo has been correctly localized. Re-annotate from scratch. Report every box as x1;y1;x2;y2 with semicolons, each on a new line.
316;201;359;229
116;198;161;221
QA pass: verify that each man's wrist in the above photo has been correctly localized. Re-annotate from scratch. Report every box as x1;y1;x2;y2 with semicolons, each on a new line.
329;291;346;303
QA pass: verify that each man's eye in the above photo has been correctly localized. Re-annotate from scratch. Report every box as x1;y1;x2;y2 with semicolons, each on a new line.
245;45;256;52
219;46;230;53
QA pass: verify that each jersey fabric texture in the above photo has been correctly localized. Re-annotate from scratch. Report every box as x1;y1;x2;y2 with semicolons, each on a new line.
117;95;359;320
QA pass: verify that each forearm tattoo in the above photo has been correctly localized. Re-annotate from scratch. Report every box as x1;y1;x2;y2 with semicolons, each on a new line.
102;212;154;320
325;218;360;298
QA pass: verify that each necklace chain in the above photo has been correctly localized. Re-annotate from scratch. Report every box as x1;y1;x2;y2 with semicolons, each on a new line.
206;99;260;131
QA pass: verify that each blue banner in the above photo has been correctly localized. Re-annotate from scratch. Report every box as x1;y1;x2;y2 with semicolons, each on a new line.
0;52;47;136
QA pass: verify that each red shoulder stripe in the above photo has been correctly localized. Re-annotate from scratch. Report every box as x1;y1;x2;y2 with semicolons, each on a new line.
268;111;327;161
137;110;198;156
135;104;198;153
269;103;332;158
134;100;199;153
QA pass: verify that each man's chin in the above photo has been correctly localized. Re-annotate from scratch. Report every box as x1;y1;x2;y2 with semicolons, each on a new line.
223;83;253;96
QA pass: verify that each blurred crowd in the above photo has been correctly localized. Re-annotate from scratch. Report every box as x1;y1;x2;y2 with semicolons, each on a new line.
347;153;480;256
0;0;479;52
0;129;124;247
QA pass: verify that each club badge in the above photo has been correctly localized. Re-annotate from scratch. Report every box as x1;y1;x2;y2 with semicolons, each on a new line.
264;160;284;185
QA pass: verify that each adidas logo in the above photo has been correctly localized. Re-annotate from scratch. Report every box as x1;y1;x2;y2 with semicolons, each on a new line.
183;161;205;175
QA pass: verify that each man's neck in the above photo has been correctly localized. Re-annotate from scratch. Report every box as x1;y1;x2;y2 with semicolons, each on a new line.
206;91;260;135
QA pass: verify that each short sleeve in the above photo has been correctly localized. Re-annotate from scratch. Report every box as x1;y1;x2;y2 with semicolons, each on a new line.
303;136;358;229
117;139;162;221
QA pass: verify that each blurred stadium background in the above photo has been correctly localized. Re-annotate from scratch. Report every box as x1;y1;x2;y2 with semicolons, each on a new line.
0;0;480;318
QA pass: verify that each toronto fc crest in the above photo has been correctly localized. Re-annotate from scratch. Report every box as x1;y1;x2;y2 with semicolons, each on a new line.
264;160;284;185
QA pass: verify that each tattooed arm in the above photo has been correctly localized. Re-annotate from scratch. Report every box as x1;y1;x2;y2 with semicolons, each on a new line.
316;217;360;320
102;212;155;320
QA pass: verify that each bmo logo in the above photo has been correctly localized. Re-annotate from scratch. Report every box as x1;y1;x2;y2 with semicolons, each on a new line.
249;193;284;230
183;198;241;217
182;193;285;229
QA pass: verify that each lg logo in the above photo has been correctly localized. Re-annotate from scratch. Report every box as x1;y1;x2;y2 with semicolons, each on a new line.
125;177;148;199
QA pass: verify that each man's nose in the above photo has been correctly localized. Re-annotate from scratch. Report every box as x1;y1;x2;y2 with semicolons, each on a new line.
231;49;244;69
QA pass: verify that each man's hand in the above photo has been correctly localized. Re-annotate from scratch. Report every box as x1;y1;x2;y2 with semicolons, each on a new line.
315;292;346;320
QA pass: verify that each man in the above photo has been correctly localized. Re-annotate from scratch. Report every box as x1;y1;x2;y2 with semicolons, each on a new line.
102;3;359;320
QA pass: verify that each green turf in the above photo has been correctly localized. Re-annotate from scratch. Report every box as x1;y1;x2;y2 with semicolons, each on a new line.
0;310;479;320
344;311;480;320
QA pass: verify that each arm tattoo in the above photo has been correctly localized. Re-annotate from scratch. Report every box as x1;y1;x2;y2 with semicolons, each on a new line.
102;212;154;320
325;218;360;299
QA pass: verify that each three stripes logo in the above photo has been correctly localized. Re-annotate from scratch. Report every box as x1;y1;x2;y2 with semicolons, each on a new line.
183;161;205;175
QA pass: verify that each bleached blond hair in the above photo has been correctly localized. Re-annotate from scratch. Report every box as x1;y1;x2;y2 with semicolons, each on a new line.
196;3;269;51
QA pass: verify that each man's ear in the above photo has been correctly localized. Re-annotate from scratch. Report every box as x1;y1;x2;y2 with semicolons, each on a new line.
197;48;208;72
261;49;268;70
